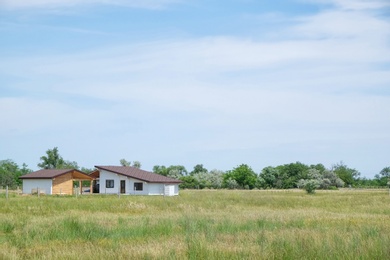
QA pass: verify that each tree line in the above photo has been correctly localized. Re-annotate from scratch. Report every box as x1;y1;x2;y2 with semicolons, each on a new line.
1;147;389;190
155;162;390;191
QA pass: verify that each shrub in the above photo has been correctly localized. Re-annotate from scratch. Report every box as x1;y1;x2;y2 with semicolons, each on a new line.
298;179;320;194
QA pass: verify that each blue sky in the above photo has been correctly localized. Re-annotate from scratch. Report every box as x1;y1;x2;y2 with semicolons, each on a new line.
1;0;389;178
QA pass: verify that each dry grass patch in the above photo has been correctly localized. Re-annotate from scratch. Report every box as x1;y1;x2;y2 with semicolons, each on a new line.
1;189;390;259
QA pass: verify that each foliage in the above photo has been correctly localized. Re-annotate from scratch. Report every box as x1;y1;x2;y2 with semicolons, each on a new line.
275;162;309;189
0;160;31;188
180;169;224;189
300;179;320;194
223;164;257;189
80;167;94;174
37;147;65;169
61;160;80;169
153;165;188;177
304;169;344;189
259;166;278;188
190;164;208;176
120;159;141;168
332;162;360;187
179;175;199;189
259;162;309;189
372;166;390;187
224;177;239;189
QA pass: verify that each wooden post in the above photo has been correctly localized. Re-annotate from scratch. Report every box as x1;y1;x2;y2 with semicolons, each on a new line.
6;186;8;201
79;180;82;195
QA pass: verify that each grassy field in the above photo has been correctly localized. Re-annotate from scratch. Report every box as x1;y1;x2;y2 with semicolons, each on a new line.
1;189;390;259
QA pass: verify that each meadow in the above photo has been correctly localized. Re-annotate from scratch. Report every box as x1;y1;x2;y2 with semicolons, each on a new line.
1;189;389;259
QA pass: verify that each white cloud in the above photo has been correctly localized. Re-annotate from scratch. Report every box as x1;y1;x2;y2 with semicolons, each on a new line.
303;0;390;10
1;0;389;176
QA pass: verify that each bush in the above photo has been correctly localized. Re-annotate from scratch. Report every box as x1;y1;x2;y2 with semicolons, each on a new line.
298;179;320;194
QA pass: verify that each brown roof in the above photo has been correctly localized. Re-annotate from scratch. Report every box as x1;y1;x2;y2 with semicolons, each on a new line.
20;169;93;180
95;166;183;184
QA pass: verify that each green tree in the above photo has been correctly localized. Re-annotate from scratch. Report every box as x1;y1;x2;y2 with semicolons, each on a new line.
374;166;390;186
153;165;169;176
259;166;278;188
37;147;65;169
153;165;187;177
0;160;32;188
120;159;141;168
179;175;199;189
224;164;257;189
276;162;309;188
332;162;360;187
61;160;80;169
208;169;224;189
299;179;320;194
120;159;131;167
132;161;141;169
190;164;208;175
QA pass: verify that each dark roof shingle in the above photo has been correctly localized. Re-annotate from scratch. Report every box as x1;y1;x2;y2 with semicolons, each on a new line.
20;169;74;179
19;169;92;179
95;166;182;183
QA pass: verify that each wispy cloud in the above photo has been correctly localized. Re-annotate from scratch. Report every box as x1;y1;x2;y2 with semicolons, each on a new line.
1;0;389;175
0;0;181;10
302;0;390;10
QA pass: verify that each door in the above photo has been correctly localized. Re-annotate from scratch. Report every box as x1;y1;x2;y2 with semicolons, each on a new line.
120;180;126;194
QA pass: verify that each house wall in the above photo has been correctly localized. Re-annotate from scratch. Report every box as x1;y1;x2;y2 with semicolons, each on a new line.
52;172;73;195
148;183;165;195
98;169;179;195
22;179;52;194
164;185;176;196
99;170;126;194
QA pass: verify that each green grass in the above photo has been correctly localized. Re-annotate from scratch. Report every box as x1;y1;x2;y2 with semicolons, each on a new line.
1;189;390;259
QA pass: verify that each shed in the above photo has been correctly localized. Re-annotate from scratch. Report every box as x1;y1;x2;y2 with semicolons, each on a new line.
20;169;94;195
94;166;182;196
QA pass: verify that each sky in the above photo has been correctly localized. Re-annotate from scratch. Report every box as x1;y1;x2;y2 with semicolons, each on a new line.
1;0;389;178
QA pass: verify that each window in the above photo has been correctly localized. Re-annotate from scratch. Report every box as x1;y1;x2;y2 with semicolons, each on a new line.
134;182;143;191
106;179;114;188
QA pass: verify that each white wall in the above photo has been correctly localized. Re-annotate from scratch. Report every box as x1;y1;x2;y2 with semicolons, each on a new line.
148;183;165;195
22;179;52;194
98;170;179;195
99;170;122;194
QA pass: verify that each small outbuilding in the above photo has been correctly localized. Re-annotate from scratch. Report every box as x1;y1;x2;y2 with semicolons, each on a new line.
20;169;94;195
94;165;182;196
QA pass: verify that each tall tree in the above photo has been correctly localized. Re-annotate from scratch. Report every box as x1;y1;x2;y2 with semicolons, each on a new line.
276;162;309;188
332;162;360;187
224;164;257;189
0;160;31;188
153;165;187;177
37;147;65;169
374;166;390;186
153;165;168;176
120;159;141;168
190;164;208;175
132;161;141;169
120;159;131;167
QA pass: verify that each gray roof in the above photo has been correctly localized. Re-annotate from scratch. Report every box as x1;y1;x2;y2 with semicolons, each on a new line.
19;169;92;179
95;166;182;184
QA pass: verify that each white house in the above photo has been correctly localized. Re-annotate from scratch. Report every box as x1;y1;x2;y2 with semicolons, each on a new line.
19;169;94;195
94;166;182;196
